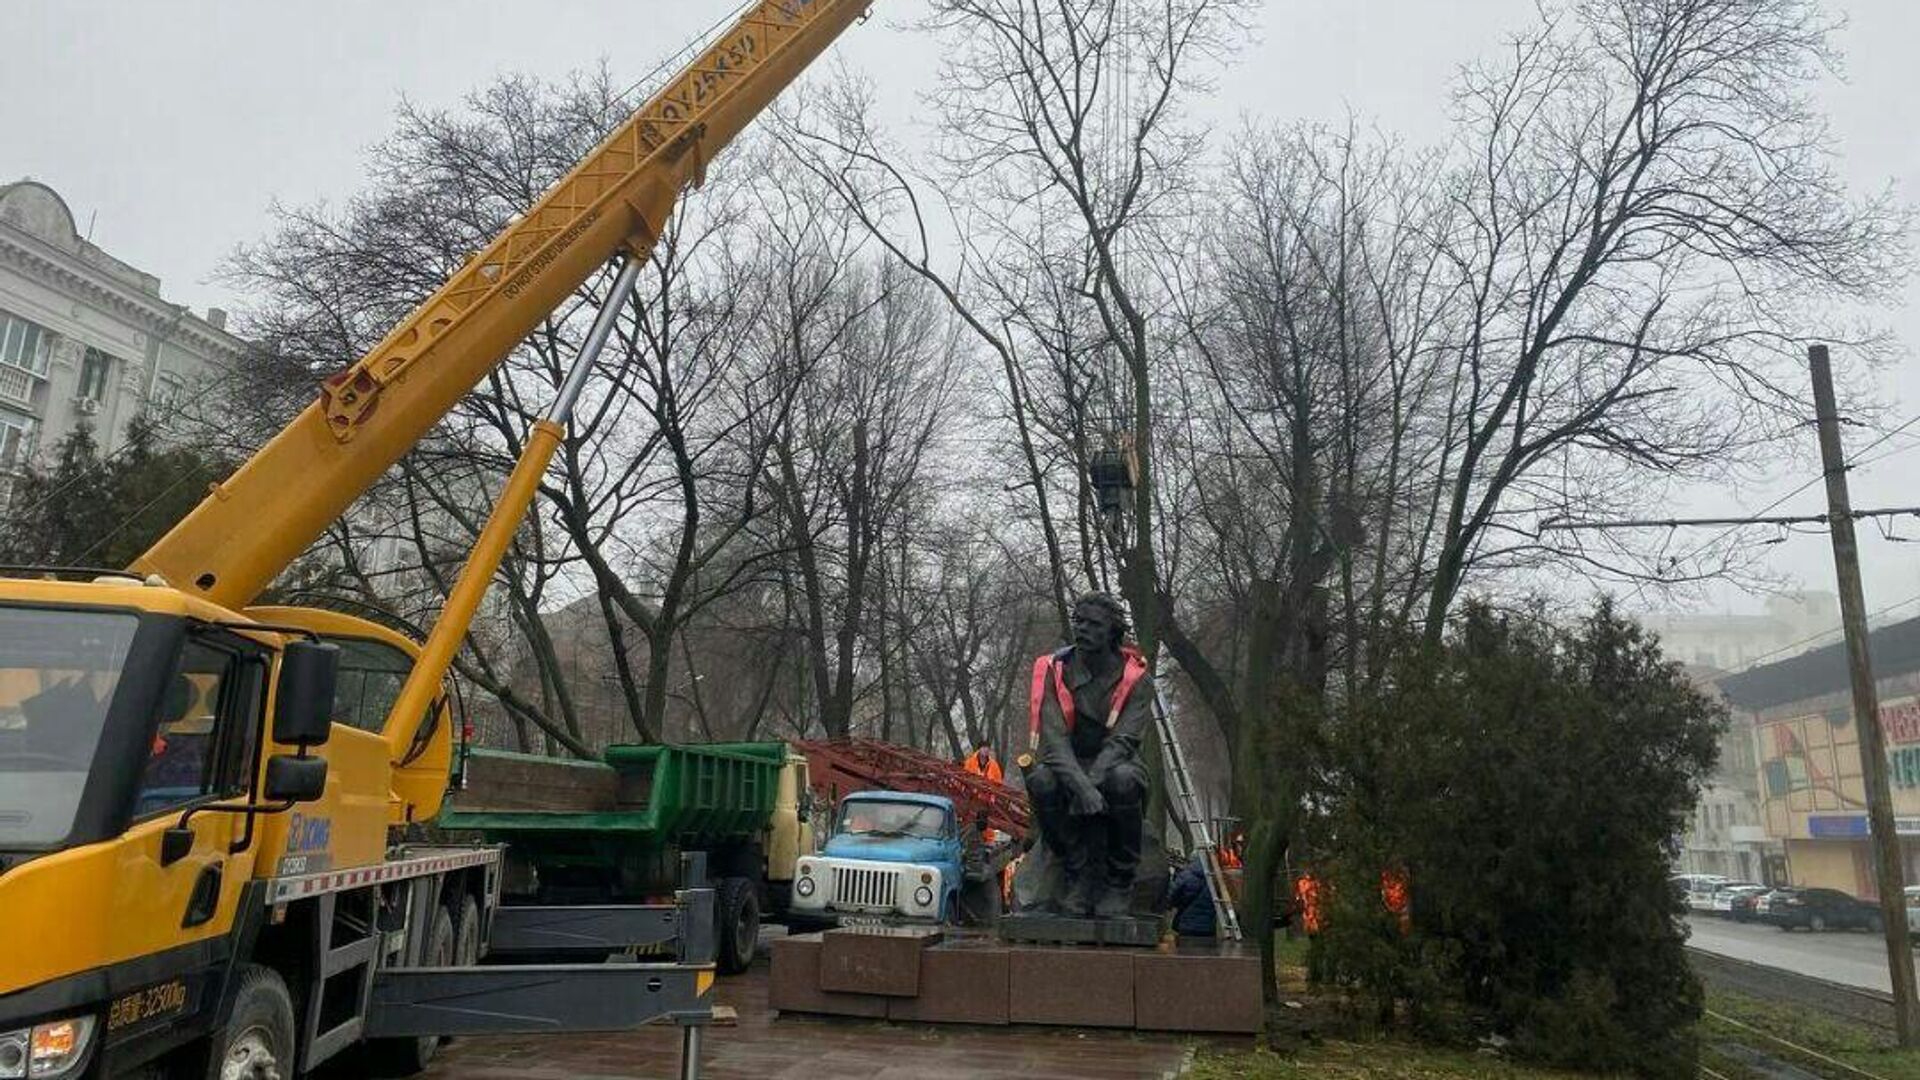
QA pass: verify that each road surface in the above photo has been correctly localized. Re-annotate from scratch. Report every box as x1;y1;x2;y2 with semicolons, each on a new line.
1685;913;1915;993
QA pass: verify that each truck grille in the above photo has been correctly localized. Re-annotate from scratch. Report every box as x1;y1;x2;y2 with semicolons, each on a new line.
833;865;897;910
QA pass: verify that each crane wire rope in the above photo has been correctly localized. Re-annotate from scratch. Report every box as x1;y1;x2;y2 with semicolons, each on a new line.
611;0;759;109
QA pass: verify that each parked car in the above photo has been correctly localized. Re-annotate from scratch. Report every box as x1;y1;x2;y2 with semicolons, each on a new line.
1670;873;1731;912
1729;889;1767;922
1761;887;1883;932
1710;883;1766;917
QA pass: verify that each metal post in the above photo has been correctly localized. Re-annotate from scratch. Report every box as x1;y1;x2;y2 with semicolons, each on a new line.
1809;343;1920;1045
678;1023;704;1080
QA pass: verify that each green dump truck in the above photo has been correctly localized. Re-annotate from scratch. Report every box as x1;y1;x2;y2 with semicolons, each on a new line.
438;741;815;974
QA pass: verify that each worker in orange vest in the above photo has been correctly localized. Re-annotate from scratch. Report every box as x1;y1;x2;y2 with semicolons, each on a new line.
1294;872;1324;934
1217;829;1244;870
963;743;1004;784
1381;867;1411;934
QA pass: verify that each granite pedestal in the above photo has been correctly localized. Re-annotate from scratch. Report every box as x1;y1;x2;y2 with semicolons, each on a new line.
769;928;1261;1033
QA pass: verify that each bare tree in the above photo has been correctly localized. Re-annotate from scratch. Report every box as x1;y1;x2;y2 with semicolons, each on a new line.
223;70;801;753
1418;0;1908;641
761;252;964;738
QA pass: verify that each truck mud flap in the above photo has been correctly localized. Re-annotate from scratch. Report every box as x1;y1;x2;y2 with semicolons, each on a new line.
488;905;682;956
364;963;713;1037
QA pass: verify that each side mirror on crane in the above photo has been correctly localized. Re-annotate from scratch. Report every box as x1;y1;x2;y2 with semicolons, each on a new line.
263;639;338;804
263;754;329;803
274;640;339;748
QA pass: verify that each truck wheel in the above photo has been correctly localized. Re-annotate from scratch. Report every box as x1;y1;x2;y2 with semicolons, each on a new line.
716;877;760;975
453;893;482;966
206;965;293;1080
367;903;456;1076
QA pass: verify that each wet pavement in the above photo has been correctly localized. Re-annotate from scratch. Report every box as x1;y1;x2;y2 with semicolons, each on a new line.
421;956;1222;1079
1685;913;1916;993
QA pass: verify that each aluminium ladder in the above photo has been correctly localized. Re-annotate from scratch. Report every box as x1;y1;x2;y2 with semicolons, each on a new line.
1147;676;1243;940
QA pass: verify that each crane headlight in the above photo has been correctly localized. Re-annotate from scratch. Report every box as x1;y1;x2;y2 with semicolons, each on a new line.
0;1015;96;1079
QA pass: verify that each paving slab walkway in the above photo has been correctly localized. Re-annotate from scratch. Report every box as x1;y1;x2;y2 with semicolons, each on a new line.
420;960;1216;1080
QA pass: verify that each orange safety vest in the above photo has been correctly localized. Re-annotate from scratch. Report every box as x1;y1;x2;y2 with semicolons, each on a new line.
1295;873;1323;934
1382;868;1411;934
1027;645;1149;752
964;748;1005;783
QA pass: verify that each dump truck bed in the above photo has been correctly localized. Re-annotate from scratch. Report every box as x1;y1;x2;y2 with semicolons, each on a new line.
442;741;788;846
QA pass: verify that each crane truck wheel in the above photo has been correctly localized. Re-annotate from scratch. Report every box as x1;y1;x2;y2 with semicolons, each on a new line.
367;903;456;1075
716;877;760;975
453;893;483;967
205;964;293;1080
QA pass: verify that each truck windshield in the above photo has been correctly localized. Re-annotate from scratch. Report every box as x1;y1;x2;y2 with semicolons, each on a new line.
839;801;947;839
0;607;140;848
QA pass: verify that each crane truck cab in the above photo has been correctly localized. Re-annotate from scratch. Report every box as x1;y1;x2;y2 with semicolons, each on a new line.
0;576;715;1079
789;792;966;925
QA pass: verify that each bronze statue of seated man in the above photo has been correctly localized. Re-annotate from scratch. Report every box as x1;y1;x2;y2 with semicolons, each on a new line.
1020;592;1151;919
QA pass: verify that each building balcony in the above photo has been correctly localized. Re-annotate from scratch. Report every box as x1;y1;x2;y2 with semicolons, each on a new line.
0;363;35;409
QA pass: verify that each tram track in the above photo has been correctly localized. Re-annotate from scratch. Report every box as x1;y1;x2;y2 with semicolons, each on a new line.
1688;947;1896;1032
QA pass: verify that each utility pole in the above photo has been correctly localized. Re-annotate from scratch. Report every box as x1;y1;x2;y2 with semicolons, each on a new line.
1810;343;1920;1045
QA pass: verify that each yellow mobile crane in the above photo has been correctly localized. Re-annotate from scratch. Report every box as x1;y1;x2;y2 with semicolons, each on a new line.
0;3;870;1077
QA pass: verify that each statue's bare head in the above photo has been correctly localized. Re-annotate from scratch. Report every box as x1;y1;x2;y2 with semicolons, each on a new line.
1070;592;1129;656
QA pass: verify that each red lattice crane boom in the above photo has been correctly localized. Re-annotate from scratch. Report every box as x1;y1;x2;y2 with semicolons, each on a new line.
792;739;1030;843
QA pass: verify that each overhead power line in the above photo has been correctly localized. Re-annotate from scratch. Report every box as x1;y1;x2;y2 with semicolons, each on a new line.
1541;505;1920;532
1736;590;1920;671
1604;407;1920;604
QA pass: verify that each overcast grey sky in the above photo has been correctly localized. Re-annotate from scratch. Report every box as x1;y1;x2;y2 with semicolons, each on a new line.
6;0;1918;626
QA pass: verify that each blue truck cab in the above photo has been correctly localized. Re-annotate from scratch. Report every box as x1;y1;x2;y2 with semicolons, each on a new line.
787;791;964;923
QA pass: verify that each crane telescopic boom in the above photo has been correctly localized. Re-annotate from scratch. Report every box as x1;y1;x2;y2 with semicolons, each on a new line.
131;0;871;611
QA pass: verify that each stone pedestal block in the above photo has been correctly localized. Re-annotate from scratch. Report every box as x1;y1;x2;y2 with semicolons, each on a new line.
887;945;1011;1025
1133;950;1264;1032
819;925;943;997
768;932;887;1017
1007;948;1135;1028
999;913;1161;946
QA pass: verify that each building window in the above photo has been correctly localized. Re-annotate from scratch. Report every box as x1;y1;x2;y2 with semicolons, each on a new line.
153;370;184;409
78;347;113;402
0;410;37;472
0;310;52;376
